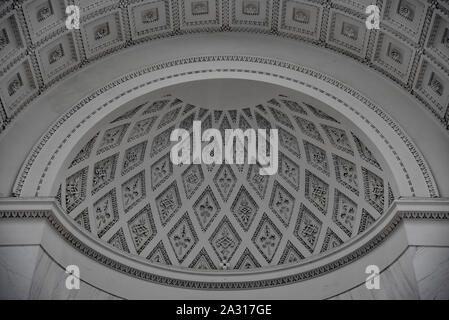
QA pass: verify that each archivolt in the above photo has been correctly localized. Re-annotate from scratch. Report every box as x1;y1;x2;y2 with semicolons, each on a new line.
13;55;439;199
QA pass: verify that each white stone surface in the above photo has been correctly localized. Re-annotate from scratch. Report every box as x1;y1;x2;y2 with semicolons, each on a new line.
413;246;449;300
331;247;420;300
0;246;40;299
0;245;119;300
29;247;119;300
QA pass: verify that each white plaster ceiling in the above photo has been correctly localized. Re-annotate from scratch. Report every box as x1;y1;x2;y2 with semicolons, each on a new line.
0;0;448;134
154;79;299;109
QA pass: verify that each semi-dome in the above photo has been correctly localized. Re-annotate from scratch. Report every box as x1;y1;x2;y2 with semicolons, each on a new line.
57;80;395;272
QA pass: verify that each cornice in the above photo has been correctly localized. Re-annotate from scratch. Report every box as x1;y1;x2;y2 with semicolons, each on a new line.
1;196;448;290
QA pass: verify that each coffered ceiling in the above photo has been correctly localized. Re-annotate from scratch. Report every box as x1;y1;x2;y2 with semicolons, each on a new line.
0;0;448;134
57;92;395;271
